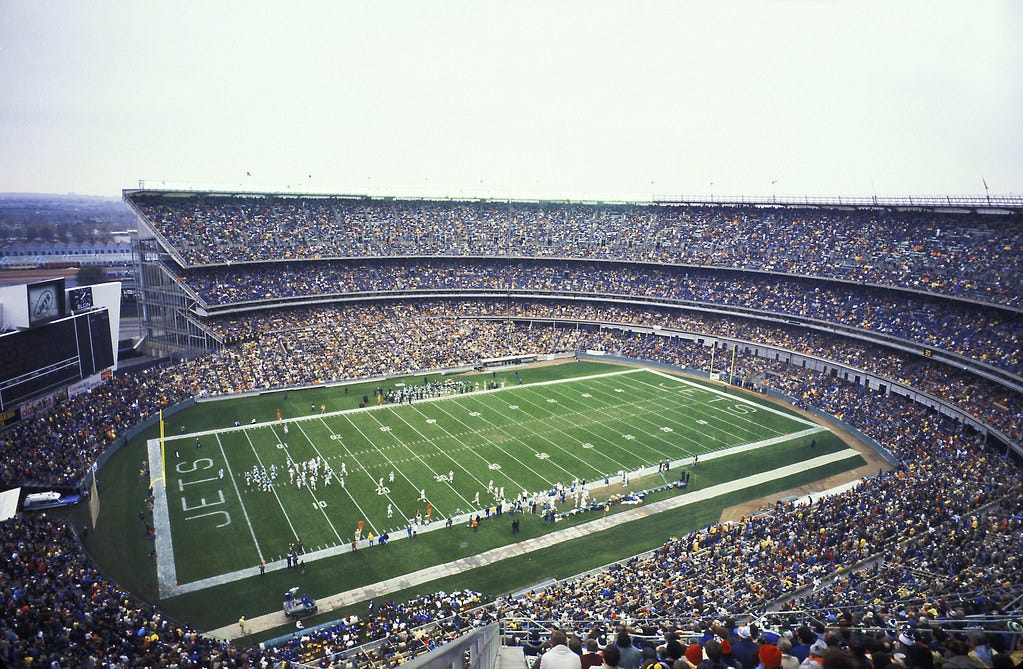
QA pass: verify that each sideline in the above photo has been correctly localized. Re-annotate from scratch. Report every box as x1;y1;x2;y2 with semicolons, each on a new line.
160;425;825;598
151;366;824;598
204;447;860;640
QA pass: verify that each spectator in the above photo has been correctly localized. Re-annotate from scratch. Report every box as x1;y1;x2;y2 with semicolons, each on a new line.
603;645;624;669
582;638;605;669
801;641;828;669
778;638;801;669
540;630;583;669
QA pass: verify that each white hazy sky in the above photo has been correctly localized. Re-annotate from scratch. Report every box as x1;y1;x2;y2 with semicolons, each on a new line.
1;0;1021;200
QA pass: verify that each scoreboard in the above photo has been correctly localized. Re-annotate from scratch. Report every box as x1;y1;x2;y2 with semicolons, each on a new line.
0;310;114;412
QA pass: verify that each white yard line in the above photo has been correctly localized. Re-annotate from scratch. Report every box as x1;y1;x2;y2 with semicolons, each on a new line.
217;434;265;563
430;398;558;489
480;390;607;475
148;438;178;598
318;416;396;536
613;372;790;442
361;409;471;512
513;385;629;469
403;402;503;494
268;424;345;545
533;380;694;463
156;366;829;598
647;367;818;427
241;430;302;544
381;406;477;512
203;447;862;640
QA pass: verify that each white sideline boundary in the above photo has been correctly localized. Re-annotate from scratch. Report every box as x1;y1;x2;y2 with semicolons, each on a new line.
160;367;646;443
150;366;829;598
204;447;863;640
645;367;819;427
148;438;177;596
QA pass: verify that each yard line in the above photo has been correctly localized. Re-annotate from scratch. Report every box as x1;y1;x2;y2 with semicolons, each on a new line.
313;418;394;536
512;383;677;465
512;377;688;461
269;424;345;545
499;382;626;472
645;368;818;426
574;376;746;456
547;373;705;436
359;408;474;513
283;421;379;530
381;406;480;511
456;394;592;481
581;373;742;442
537;376;703;459
164;369;650;455
215;433;264;563
400;403;518;498
240;429;302;543
589;372;789;449
427;399;557;490
612;372;789;439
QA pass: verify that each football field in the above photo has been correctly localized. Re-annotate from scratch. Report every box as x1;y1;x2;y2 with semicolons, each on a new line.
149;366;855;598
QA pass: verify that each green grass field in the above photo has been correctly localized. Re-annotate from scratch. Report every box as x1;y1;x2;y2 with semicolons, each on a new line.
82;360;867;638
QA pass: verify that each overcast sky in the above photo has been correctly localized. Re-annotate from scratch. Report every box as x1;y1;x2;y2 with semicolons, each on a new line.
1;1;1020;200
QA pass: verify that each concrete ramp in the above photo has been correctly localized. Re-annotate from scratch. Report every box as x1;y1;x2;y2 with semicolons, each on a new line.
497;645;528;669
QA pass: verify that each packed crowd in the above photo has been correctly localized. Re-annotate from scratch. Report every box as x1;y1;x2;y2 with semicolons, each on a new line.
181;259;1023;378
200;300;1023;443
0;361;193;487
0;513;247;667
129;194;1023;306
3;298;1022;666
259;590;496;667
499;374;1020;624
0;510;492;668
5;298;1021;491
507;620;1023;669
7;350;1018;667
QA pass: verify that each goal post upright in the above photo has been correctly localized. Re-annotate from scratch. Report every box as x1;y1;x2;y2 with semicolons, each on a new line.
150;409;166;489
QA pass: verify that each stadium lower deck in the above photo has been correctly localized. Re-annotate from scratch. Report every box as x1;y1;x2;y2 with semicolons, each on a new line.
2;194;1021;668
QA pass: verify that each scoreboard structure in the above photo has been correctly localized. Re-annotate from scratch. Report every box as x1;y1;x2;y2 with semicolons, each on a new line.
0;280;120;418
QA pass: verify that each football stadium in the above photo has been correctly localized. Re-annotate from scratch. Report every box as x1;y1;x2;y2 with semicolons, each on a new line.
3;2;1023;667
2;190;1022;668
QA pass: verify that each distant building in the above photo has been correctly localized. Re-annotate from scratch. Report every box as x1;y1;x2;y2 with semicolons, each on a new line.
0;239;133;269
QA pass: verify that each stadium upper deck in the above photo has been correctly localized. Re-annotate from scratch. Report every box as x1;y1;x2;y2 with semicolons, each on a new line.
124;190;1023;308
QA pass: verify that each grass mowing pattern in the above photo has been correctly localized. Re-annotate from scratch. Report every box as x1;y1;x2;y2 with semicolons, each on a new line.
80;361;865;635
160;367;818;586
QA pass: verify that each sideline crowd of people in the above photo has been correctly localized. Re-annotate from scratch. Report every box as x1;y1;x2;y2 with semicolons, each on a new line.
260;590;495;667
180;259;1023;378
3;341;1020;666
129;194;1023;307
503;619;1023;669
2;299;1021;485
2;296;1022;664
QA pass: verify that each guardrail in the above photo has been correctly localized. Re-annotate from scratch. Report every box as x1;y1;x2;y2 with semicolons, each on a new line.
128;184;1023;210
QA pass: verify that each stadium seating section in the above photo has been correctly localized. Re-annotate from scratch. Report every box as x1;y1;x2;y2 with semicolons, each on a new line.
2;194;1020;667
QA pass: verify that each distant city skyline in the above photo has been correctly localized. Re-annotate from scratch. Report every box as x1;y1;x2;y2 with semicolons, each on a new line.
1;1;1021;199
